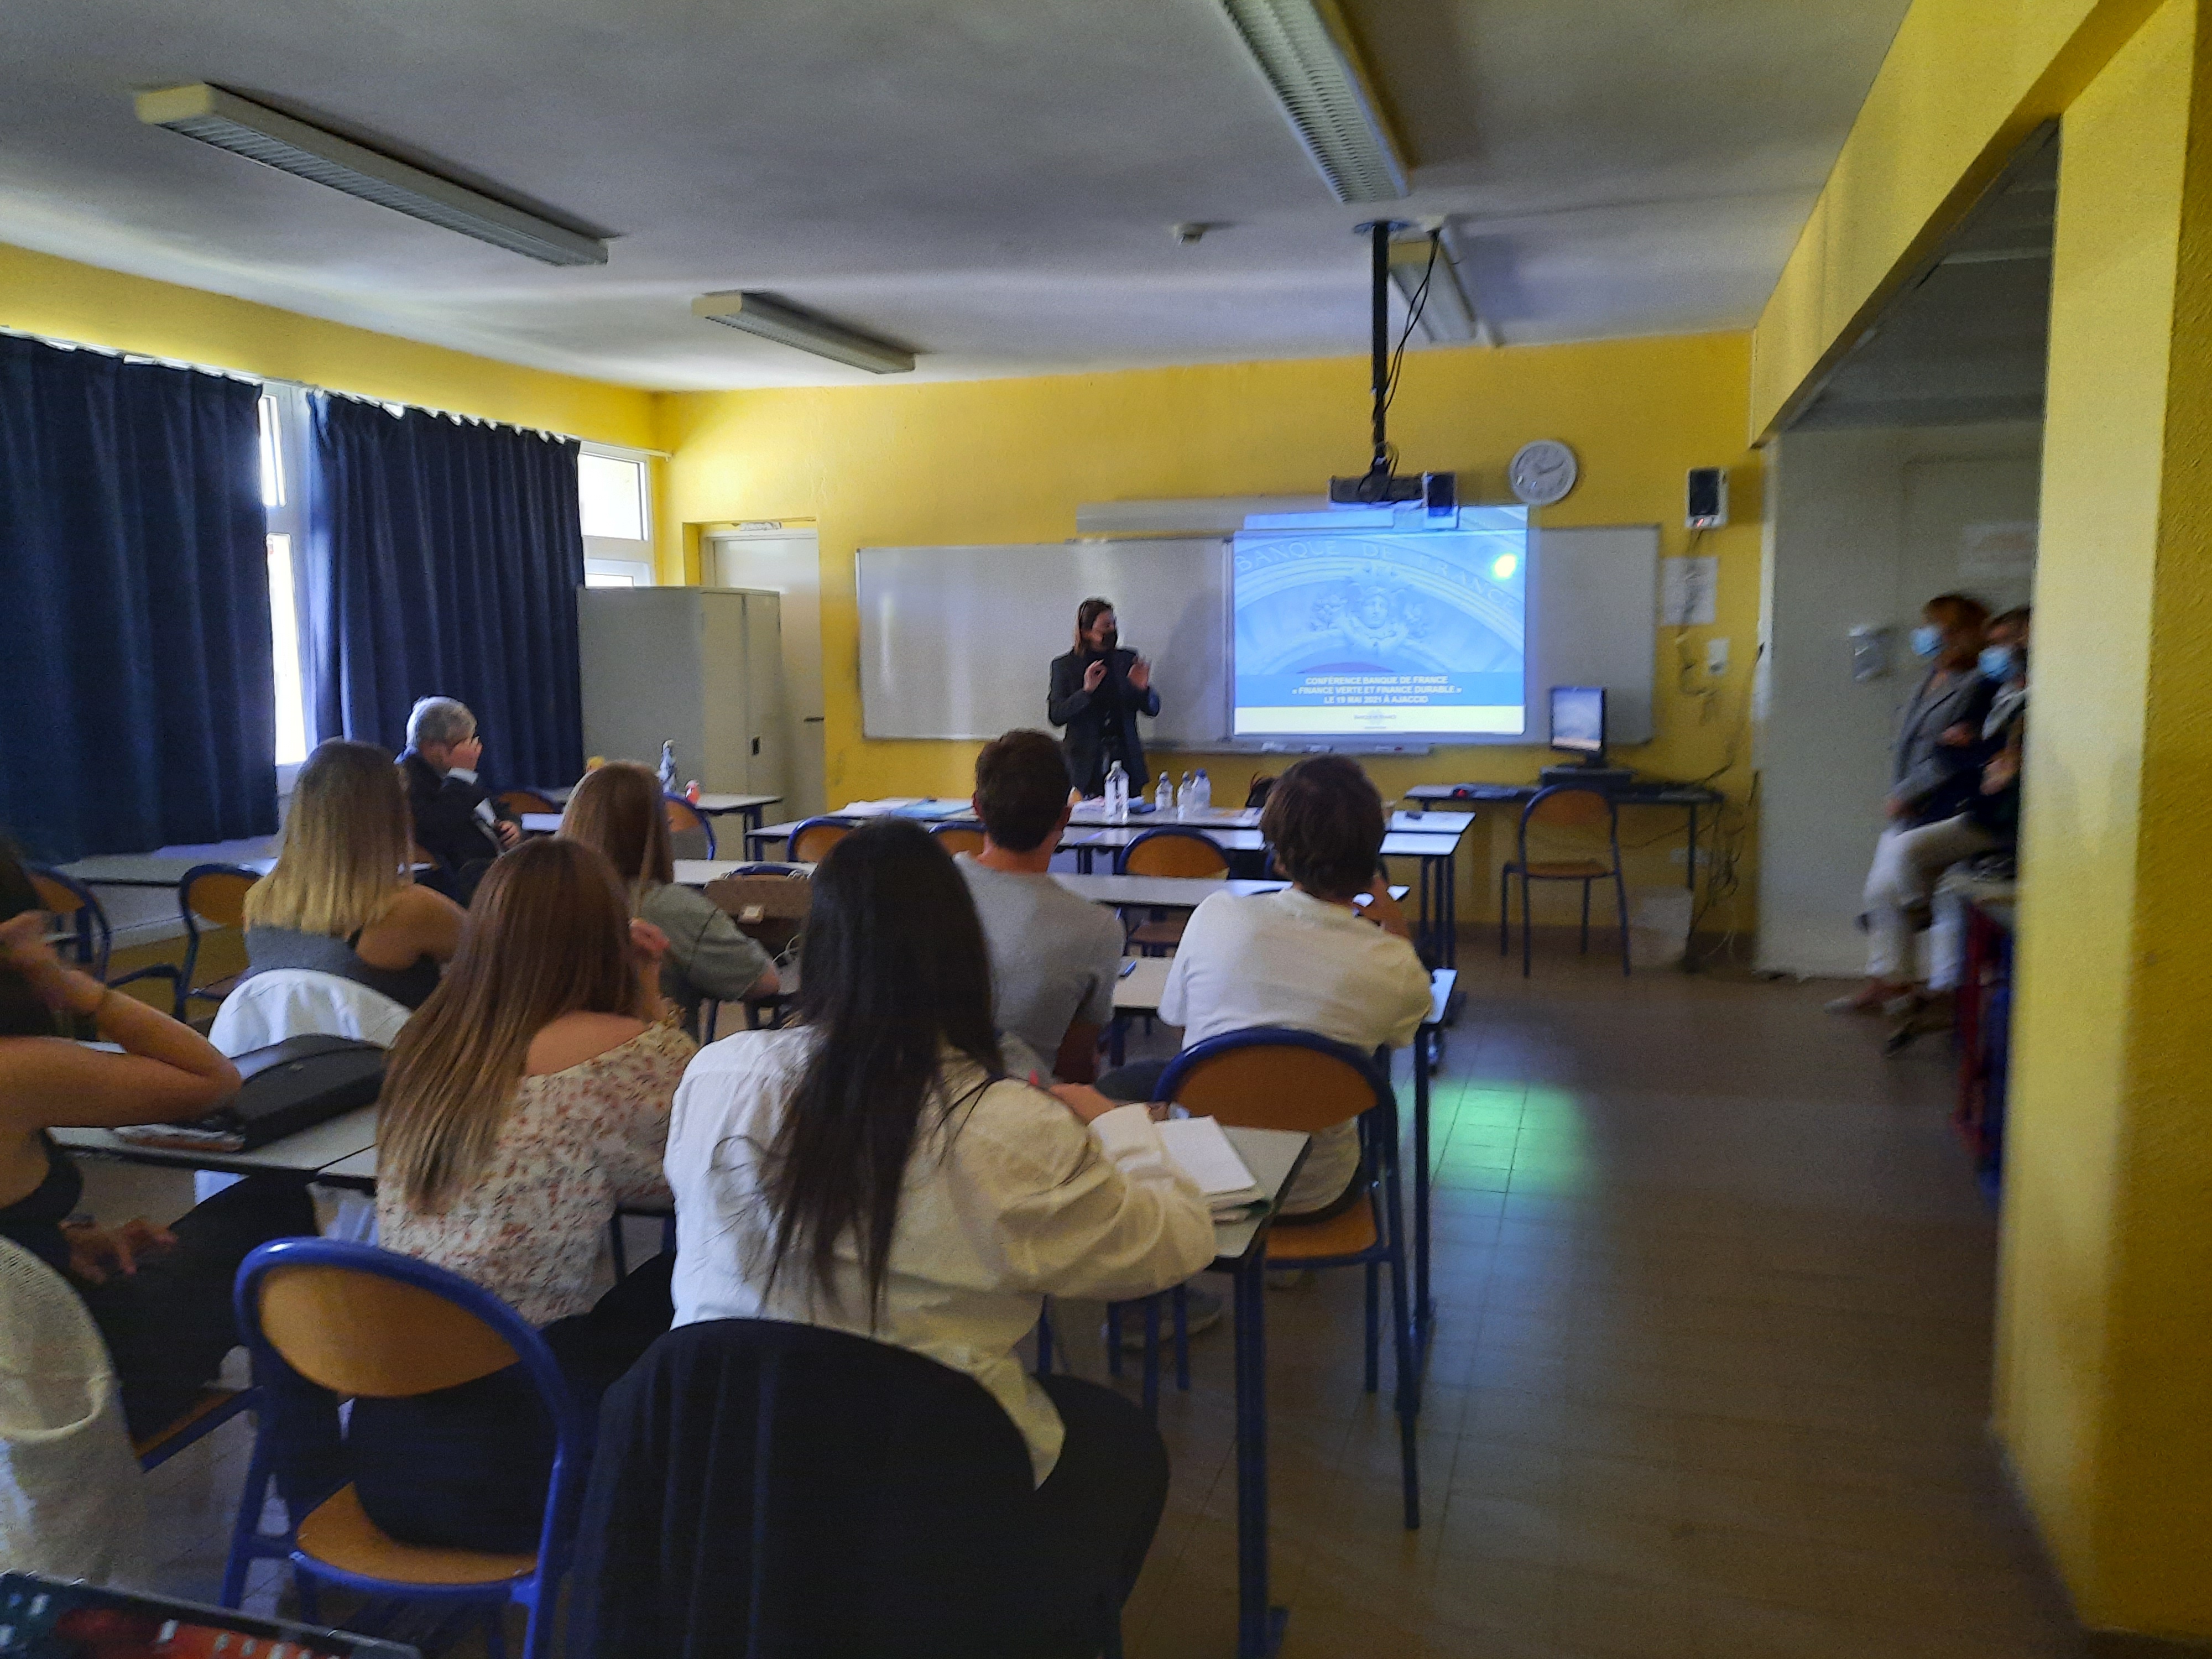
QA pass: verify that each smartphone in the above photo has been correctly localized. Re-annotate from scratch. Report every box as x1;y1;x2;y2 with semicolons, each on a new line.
0;1574;419;1659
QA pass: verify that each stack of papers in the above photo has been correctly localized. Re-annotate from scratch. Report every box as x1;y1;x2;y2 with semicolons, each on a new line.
1157;1116;1267;1216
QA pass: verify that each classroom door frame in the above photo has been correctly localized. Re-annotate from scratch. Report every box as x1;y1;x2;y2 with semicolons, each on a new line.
707;525;826;820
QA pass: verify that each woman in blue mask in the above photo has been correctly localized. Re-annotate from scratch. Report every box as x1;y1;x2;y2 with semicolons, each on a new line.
1829;593;2000;1016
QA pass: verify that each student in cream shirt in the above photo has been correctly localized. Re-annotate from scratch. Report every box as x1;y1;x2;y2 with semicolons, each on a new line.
665;820;1212;1632
1115;755;1433;1215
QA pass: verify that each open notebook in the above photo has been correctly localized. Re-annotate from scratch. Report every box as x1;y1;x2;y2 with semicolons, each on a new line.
1156;1116;1267;1217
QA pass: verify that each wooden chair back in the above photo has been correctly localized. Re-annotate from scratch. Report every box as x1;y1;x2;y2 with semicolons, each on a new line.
1119;828;1229;879
1160;1029;1387;1138
258;1261;521;1399
790;818;855;864
930;825;987;855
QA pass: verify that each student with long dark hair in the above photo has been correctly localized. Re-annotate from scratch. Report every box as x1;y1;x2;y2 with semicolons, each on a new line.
666;818;1213;1636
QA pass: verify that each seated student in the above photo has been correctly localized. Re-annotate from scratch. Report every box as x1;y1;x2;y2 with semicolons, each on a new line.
1100;754;1432;1217
1831;593;1996;1014
0;843;319;1442
955;730;1125;1083
356;837;693;1552
1919;606;2032;1018
397;695;520;903
242;738;463;1012
666;819;1213;1637
558;761;777;1037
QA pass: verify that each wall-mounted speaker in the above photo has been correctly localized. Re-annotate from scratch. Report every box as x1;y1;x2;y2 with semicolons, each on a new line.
1687;467;1729;529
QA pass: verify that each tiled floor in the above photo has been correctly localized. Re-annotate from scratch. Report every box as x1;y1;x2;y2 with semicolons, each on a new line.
87;942;2081;1656
1111;947;2077;1658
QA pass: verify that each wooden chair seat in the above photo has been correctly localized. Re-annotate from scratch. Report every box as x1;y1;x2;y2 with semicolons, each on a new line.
1519;859;1613;880
1265;1203;1378;1264
295;1483;538;1587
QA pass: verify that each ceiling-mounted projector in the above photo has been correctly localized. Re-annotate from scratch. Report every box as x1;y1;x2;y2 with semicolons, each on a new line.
1329;221;1453;514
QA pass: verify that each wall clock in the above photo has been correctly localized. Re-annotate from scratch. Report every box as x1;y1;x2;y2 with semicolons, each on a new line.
1508;440;1578;507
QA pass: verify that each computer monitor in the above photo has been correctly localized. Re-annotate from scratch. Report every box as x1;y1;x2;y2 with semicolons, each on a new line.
1548;685;1606;761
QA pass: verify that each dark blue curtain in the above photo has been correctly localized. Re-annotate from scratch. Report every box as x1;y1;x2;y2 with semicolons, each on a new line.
0;335;275;863
302;395;585;790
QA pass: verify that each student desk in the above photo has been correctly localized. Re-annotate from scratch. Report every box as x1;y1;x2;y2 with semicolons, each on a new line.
535;788;782;834
744;810;1470;969
58;850;279;887
52;1107;379;1187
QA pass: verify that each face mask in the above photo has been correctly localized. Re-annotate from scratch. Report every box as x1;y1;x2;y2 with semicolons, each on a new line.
1979;644;2016;681
1095;628;1119;653
1909;624;1943;659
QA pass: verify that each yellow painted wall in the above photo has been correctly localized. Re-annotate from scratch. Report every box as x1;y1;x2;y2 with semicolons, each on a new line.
1748;0;2164;439
1997;0;2212;1632
0;239;677;570
659;332;1763;931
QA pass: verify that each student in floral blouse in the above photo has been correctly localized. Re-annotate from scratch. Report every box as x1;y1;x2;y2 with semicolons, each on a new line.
356;836;695;1551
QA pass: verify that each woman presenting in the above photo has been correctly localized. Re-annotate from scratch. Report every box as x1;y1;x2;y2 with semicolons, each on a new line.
1047;597;1161;796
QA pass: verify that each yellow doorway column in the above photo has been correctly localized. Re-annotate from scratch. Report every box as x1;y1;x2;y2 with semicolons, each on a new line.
1998;0;2212;1635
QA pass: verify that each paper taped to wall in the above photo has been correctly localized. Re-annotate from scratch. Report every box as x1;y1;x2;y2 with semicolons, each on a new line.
1659;555;1719;626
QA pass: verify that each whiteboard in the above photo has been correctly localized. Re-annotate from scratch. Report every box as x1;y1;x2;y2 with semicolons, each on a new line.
858;540;1229;743
856;525;1656;745
1529;525;1659;744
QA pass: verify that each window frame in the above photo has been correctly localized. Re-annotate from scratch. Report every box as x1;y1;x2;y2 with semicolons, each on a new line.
578;441;656;586
259;381;316;786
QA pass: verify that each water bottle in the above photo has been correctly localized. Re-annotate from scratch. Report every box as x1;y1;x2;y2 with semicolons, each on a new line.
1193;769;1212;812
1104;760;1129;823
658;740;679;795
1155;772;1176;815
1180;771;1196;818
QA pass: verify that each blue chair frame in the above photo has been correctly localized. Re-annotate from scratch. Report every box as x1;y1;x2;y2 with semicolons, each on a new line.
663;794;717;859
1158;1026;1421;1530
176;862;262;1019
222;1239;589;1659
28;864;180;1002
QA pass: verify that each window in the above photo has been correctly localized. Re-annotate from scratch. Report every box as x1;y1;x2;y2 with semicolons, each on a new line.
580;444;655;587
259;384;315;768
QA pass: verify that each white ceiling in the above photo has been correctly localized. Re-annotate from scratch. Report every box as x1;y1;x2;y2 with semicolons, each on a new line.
0;0;1912;390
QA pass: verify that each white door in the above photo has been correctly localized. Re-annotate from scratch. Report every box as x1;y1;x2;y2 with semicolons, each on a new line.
708;530;825;819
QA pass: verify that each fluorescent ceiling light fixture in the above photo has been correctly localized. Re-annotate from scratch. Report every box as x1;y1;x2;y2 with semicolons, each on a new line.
1389;231;1493;346
1219;0;1408;204
135;84;607;267
691;291;915;374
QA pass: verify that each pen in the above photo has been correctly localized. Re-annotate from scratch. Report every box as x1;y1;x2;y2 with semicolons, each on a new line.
1119;959;1138;978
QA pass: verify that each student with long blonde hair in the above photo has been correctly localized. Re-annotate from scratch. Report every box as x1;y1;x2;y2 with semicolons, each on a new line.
241;738;463;1010
353;837;693;1551
559;761;776;1035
